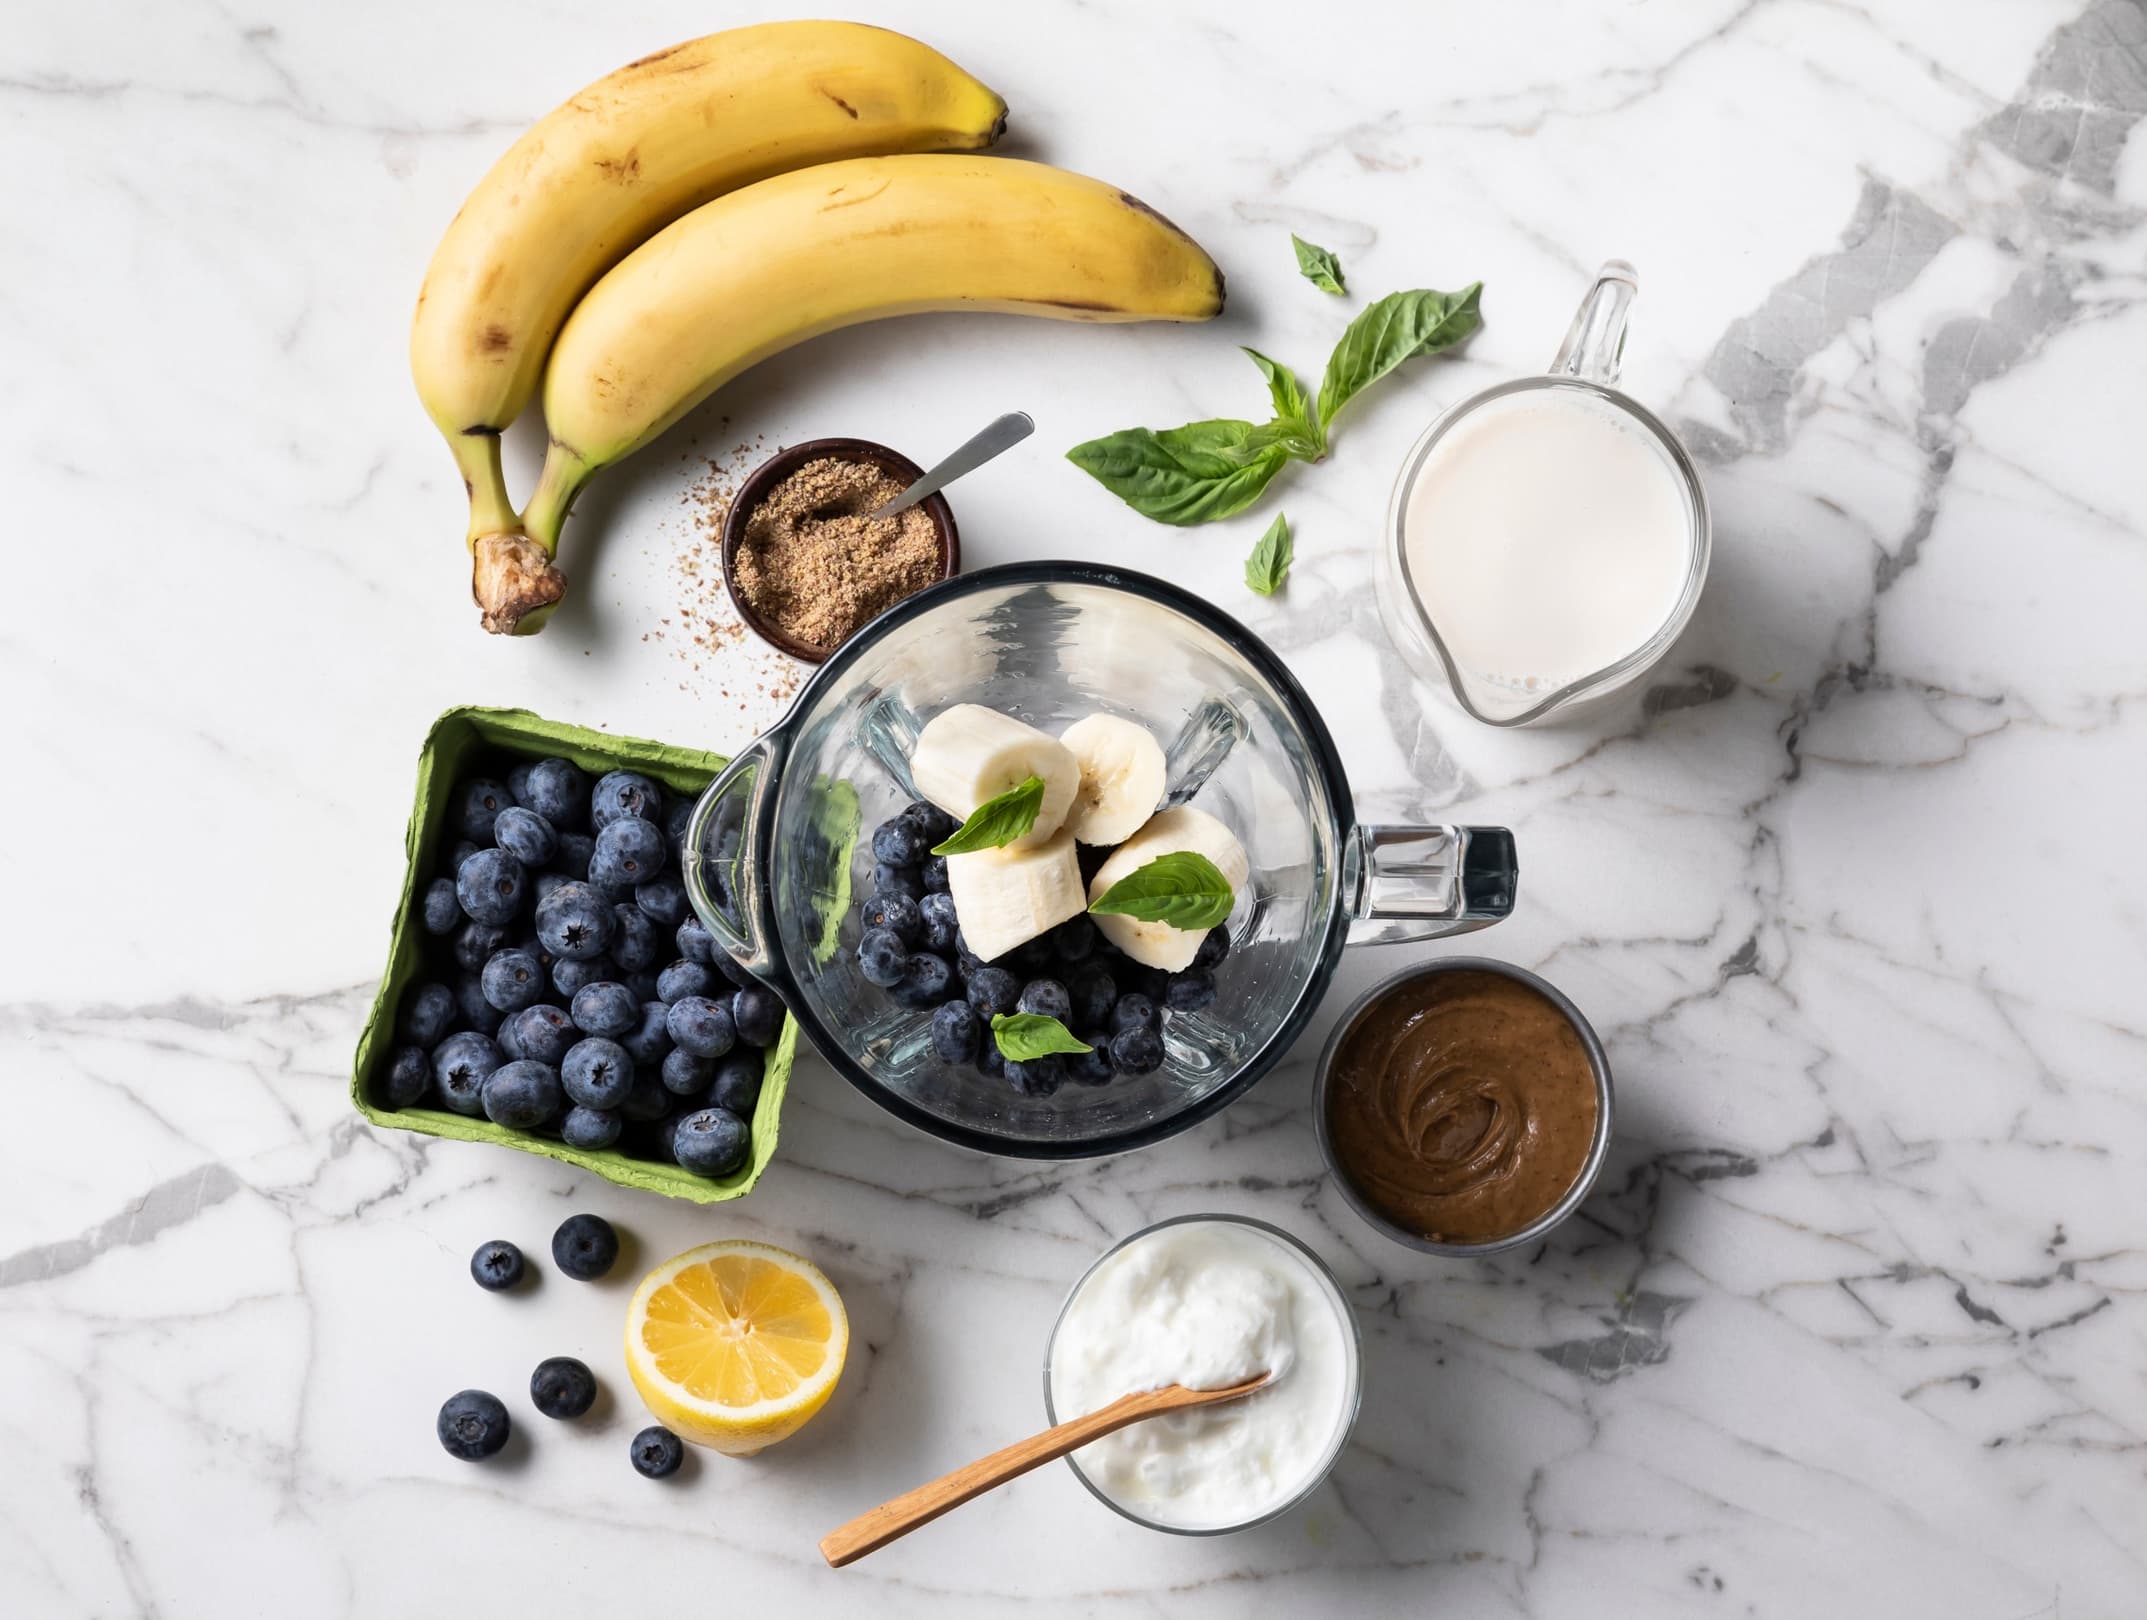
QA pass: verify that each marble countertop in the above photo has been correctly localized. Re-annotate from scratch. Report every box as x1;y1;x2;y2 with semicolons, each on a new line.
8;1;2144;1613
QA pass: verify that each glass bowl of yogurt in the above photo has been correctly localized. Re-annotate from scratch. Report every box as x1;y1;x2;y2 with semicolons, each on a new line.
1042;1214;1361;1534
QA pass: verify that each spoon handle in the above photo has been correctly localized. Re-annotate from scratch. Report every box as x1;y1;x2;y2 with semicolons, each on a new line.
818;1373;1266;1567
870;410;1034;519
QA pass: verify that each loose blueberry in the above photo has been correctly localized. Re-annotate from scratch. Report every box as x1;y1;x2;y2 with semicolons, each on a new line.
1108;1027;1165;1075
561;1037;634;1110
1066;961;1119;1029
445;838;483;878
551;1213;619;1280
901;800;958;844
492;806;558;868
709;1052;762;1117
664;796;695;850
533;871;571;903
433;1032;503;1115
562;1104;623;1150
673;1107;751;1177
630;1425;685;1479
592;770;661;831
398;981;457;1047
621;967;659;1003
1016;978;1071;1023
929;1000;981;1065
524;758;590;829
661;1047;714;1096
656;959;717;1003
607;904;659;972
634;876;689;928
1192;928;1231;972
1004;1055;1063;1098
861;892;923;945
554;832;595;881
871;818;927;867
483;1059;563;1129
570;981;639;1039
454;973;505;1036
481;949;546;1013
505;1003;575;1066
1162;970;1217;1013
619;1000;673;1066
1049;915;1098;963
455;847;527;927
453;920;512;973
857;928;906;987
470;1239;524;1291
551;954;618;1000
536;881;615;962
530;1355;598;1420
458;779;511;842
507;760;537;807
675;916;716;964
1109;994;1160;1036
873;861;924;902
920;855;950;893
714;954;757;991
731;985;785;1046
666;995;735;1058
1068;1039;1116;1086
1010;935;1055;973
591;816;667;889
977;1040;1006;1079
619;1071;672;1122
966;965;1021;1018
421;877;461;936
917;892;959;954
890;953;950;1010
380;1046;430;1108
437;1389;510;1460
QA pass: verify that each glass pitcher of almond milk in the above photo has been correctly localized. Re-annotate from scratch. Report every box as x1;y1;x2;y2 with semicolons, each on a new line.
1378;262;1710;727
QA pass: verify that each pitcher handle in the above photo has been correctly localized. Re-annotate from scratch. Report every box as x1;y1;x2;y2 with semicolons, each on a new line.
1344;824;1517;946
1549;260;1638;385
681;726;799;1003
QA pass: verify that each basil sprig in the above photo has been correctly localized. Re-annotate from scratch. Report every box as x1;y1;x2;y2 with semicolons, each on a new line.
1291;234;1346;295
1317;284;1483;429
992;1012;1093;1061
1088;851;1234;931
1244;513;1292;597
931;775;1044;855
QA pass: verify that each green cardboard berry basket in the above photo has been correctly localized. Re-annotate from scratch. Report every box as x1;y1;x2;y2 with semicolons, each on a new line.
350;705;799;1203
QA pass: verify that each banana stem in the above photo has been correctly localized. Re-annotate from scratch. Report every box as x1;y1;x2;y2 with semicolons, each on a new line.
519;448;590;556
451;429;519;545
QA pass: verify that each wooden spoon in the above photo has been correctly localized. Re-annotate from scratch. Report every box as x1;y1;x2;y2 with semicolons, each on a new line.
818;1371;1272;1567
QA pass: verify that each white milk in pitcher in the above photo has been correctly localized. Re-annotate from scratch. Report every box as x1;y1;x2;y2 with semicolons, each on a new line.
1401;386;1692;695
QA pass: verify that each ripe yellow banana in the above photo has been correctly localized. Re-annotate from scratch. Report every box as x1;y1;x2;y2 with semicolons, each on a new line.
479;155;1224;633
409;22;1006;546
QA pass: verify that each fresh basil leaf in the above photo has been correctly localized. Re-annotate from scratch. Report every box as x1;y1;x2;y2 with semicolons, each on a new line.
1242;349;1323;459
931;775;1044;855
1316;283;1484;430
1291;234;1346;295
1088;850;1235;931
1067;419;1293;526
992;1012;1094;1061
1244;512;1293;597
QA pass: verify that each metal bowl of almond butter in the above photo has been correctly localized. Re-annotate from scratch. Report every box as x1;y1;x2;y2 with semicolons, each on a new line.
720;438;960;663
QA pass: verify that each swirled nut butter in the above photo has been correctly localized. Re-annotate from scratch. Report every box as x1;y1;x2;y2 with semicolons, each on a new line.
1324;969;1598;1245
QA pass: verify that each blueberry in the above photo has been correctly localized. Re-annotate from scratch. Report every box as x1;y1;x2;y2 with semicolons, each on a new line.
664;796;695;850
619;1071;672;1122
607;904;659;972
455;847;527;928
1193;928;1231;971
491;806;558;868
380;1046;430;1109
709;1053;762;1117
901;800;958;844
561;1037;633;1110
656;960;717;1003
672;1107;750;1177
861;892;923;945
661;1047;713;1096
1068;1039;1116;1086
536;881;615;962
524;758;590;829
592;817;667;889
1010;935;1055;973
856;928;905;987
1110;994;1160;1036
421;877;461;936
1163;971;1216;1013
453;920;512;973
715;954;757;991
1004;1055;1063;1097
890;953;951;1009
977;1040;1005;1079
554;832;595;881
433;1032;503;1114
504;1003;574;1066
398;981;456;1047
437;1389;510;1461
481;949;546;1013
507;761;537;807
562;1104;623;1150
1066;962;1119;1029
873;862;924;902
551;1213;618;1280
470;1239;524;1291
917;892;959;954
1016;979;1071;1023
458;779;511;842
623;966;662;1003
569;982;637;1039
965;965;1021;1018
872;818;927;866
551;954;618;1000
483;1060;564;1130
920;855;950;893
454;973;504;1036
630;1425;684;1479
1108;1027;1165;1075
666;995;735;1058
495;1017;525;1061
929;1001;980;1064
592;770;660;831
530;1355;598;1420
729;986;783;1047
619;1000;673;1066
634;877;689;928
533;871;571;903
1050;915;1098;963
446;838;482;877
675;916;716;964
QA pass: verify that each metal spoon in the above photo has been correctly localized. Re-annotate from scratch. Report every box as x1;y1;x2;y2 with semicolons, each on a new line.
869;411;1034;519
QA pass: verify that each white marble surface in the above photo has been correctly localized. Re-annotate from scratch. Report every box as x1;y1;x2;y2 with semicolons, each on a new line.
6;0;2145;1613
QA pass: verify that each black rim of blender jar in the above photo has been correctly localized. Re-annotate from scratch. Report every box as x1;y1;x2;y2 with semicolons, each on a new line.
738;560;1356;1161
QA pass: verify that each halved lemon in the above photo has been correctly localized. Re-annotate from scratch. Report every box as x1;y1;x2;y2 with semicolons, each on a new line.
624;1240;848;1456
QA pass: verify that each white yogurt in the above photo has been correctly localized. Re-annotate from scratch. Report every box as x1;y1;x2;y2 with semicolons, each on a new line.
1047;1219;1357;1531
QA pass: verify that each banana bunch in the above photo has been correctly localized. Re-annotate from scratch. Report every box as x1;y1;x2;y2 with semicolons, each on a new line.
410;23;1225;635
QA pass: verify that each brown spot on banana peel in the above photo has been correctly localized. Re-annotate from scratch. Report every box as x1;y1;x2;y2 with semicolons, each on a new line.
479;324;513;354
594;148;641;183
473;530;567;635
820;88;860;119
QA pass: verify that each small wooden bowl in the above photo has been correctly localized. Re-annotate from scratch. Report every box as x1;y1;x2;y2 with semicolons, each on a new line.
720;438;962;664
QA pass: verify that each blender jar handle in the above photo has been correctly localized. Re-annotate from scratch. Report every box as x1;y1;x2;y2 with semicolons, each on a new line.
1343;824;1518;945
1549;259;1638;385
682;727;799;1002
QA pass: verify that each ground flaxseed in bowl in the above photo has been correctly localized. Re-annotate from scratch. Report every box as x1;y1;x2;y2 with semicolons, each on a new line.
725;452;952;659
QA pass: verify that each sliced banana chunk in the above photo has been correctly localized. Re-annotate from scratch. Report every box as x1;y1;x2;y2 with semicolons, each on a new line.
1086;806;1249;971
1059;713;1168;846
945;828;1086;963
910;704;1079;850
